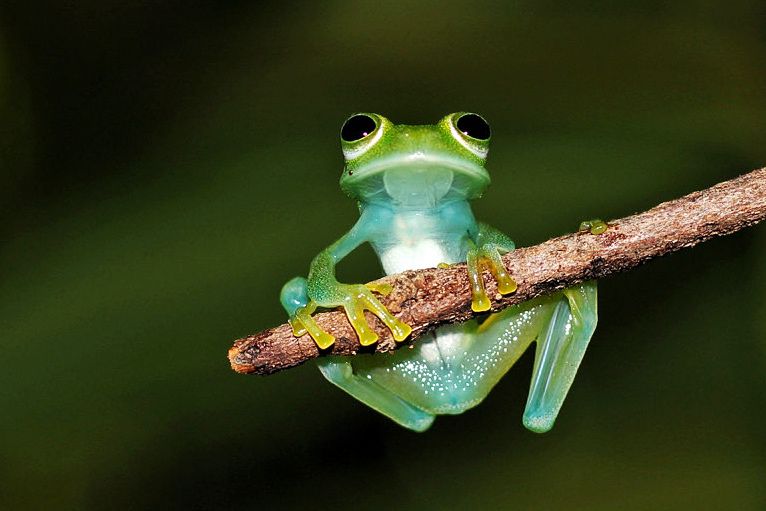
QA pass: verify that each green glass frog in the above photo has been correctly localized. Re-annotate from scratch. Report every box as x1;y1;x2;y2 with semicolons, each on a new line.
280;113;597;432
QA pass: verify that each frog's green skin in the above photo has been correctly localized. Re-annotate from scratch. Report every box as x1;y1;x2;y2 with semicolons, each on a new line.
280;113;597;432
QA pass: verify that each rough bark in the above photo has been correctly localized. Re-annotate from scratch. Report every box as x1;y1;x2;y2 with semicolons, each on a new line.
229;167;766;376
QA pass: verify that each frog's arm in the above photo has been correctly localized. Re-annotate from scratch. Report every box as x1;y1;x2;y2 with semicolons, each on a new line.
283;216;411;349
466;222;518;311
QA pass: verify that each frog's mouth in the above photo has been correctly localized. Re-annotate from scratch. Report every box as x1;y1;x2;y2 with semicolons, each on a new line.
343;153;490;207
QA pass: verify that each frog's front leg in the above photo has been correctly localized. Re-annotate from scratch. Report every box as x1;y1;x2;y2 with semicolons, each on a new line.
523;281;598;432
280;276;336;349
285;221;411;349
466;222;518;311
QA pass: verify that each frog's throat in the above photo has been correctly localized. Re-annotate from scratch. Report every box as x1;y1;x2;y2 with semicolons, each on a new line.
342;153;490;205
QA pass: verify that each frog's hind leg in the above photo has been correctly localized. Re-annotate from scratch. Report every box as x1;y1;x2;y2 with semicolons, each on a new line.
317;358;436;432
523;281;598;433
468;298;557;396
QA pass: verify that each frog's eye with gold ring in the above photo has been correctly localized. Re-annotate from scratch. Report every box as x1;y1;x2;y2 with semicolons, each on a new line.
456;113;491;141
341;114;377;142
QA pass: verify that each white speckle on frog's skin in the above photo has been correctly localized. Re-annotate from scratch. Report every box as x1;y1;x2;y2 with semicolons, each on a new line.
523;413;555;433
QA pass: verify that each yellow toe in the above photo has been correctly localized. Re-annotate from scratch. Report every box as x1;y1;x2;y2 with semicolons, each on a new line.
289;317;307;337
471;294;492;312
497;277;518;295
313;331;336;350
391;320;412;342
357;330;379;346
366;282;393;296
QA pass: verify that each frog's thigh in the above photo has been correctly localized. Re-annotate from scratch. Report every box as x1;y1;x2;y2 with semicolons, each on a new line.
524;281;598;433
470;298;558;394
317;357;435;432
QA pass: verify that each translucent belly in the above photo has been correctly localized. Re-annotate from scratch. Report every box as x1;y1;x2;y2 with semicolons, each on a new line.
368;229;482;413
351;324;483;413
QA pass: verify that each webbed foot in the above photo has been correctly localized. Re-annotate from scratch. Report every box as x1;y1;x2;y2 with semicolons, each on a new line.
290;282;411;349
466;240;518;312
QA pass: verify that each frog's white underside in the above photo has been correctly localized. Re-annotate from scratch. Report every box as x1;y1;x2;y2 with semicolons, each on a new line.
376;207;466;274
379;236;474;395
374;228;486;414
379;239;451;275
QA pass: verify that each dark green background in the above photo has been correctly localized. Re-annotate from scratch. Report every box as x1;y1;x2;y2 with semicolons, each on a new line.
1;2;765;509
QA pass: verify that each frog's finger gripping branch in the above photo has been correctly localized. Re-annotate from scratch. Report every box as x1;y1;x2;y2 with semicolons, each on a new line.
467;241;518;311
285;229;413;349
288;282;411;349
281;277;335;348
289;301;336;349
233;167;766;376
336;283;412;346
467;223;518;311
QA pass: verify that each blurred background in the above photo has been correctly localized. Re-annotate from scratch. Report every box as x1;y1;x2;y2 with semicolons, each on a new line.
1;1;765;509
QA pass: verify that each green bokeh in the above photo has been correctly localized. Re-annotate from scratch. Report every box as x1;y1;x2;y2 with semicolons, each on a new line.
0;2;764;509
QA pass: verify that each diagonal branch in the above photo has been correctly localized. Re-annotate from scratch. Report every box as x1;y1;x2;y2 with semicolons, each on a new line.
229;167;766;376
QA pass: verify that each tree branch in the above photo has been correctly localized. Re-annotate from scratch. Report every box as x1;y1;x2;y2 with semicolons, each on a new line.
229;167;766;376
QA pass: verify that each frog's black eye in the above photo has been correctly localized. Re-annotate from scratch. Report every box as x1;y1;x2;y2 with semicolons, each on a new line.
341;114;377;142
456;113;491;141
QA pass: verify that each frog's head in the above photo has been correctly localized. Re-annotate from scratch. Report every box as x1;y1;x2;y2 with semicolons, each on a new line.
338;112;491;207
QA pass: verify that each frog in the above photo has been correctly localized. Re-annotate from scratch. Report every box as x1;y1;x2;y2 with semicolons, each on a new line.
280;112;597;432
